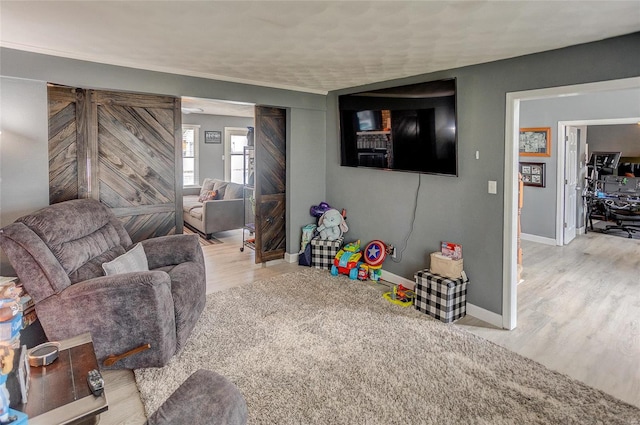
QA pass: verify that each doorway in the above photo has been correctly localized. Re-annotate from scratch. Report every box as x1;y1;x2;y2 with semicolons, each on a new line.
502;76;640;330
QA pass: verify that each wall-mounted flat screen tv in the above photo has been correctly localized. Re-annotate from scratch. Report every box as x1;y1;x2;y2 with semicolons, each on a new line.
339;78;457;176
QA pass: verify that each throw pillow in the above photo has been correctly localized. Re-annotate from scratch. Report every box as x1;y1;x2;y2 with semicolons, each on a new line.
213;180;230;199
223;182;244;200
198;190;218;202
199;178;216;197
102;243;149;276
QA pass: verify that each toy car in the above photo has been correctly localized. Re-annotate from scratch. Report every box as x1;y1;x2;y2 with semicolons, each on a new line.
331;240;363;280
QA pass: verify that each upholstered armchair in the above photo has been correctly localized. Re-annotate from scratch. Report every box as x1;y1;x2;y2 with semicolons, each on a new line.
0;199;206;369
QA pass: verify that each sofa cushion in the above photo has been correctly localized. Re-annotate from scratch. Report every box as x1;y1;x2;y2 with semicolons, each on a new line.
223;182;244;200
189;207;203;220
183;196;202;214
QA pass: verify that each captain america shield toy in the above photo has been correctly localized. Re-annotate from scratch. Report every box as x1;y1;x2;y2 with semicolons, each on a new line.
364;240;386;267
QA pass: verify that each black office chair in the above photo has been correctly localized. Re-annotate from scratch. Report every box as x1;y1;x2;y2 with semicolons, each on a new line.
602;199;640;238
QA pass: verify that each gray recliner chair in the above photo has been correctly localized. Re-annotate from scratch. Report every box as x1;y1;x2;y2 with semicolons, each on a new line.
0;199;206;369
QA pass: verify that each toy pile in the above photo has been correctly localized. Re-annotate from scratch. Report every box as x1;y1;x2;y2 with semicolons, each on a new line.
331;239;393;282
0;279;28;423
299;202;348;267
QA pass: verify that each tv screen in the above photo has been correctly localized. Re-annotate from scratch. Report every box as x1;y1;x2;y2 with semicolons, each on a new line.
339;79;457;176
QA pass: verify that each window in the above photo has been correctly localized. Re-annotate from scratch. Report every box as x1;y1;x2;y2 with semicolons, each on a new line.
224;127;249;184
182;125;200;186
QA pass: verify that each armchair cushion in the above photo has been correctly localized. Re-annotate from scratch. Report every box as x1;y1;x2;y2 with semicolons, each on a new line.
102;243;149;276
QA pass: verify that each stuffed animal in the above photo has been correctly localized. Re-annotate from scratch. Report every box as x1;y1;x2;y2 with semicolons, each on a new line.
317;209;348;241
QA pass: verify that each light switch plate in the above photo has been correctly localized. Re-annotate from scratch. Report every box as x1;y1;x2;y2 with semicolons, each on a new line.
488;180;497;194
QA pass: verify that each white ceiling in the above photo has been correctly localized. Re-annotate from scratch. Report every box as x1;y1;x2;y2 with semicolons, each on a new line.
1;1;639;97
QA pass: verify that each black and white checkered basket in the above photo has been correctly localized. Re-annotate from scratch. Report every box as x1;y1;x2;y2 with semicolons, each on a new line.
310;237;343;270
414;269;469;323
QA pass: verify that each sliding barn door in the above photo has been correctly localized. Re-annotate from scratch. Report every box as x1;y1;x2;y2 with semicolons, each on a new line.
48;85;183;242
254;106;286;263
48;86;86;203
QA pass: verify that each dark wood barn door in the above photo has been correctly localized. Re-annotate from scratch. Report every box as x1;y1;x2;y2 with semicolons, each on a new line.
48;85;182;242
48;86;85;203
254;106;286;263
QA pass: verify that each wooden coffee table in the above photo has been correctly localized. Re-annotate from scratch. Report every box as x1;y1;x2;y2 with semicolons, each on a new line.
14;333;108;425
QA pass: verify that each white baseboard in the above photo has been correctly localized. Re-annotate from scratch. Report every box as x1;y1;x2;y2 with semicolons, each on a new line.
284;252;299;264
380;269;415;290
466;303;503;328
521;233;557;246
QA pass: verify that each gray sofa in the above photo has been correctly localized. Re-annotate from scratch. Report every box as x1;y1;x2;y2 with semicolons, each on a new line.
183;178;245;239
0;199;206;369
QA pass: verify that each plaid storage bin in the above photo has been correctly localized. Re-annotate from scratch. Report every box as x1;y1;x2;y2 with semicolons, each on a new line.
414;269;469;323
310;237;343;270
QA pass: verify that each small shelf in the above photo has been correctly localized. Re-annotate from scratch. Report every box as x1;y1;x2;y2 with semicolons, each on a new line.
241;145;256;252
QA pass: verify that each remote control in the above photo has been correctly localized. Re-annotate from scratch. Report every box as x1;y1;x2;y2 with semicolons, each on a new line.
87;369;104;397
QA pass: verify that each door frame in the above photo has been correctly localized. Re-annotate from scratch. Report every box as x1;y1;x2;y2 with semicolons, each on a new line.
503;76;640;330
556;118;640;245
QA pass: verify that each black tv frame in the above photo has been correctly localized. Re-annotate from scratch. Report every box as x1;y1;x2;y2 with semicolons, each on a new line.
338;78;458;176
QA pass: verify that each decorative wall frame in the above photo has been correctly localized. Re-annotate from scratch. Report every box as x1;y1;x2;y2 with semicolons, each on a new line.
519;127;551;157
204;130;222;144
520;162;546;187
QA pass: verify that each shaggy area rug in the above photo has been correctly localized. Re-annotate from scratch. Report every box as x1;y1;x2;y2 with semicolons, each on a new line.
134;268;639;424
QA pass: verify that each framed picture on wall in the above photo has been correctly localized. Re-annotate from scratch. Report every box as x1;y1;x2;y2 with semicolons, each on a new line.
519;127;551;157
204;130;222;144
519;162;545;187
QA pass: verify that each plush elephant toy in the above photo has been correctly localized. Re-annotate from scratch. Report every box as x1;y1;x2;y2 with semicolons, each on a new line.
317;208;348;241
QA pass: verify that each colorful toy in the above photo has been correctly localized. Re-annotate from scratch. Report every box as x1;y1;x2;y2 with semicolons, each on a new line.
331;240;362;280
310;202;331;218
317;209;348;241
382;284;416;307
368;265;382;281
363;240;387;267
357;264;369;281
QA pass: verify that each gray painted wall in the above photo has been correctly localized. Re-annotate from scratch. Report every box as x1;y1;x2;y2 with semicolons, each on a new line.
182;114;254;183
0;77;49;274
327;33;640;315
519;88;640;239
587;124;640;156
288;108;327;253
0;48;327;273
2;33;639;315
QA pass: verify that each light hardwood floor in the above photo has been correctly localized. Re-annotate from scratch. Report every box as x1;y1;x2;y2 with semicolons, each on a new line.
457;231;640;408
99;229;639;424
